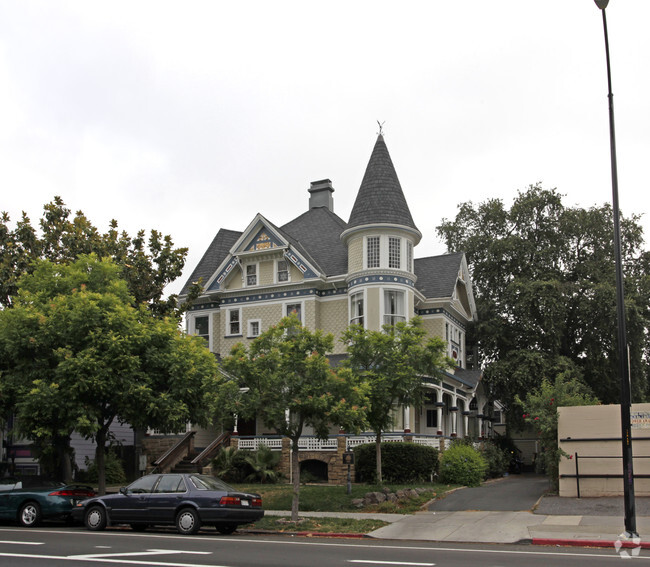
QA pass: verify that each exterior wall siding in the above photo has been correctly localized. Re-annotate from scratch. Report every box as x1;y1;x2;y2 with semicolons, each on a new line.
318;297;349;354
348;236;364;273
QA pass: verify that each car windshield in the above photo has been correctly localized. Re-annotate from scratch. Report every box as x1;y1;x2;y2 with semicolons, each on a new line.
189;474;234;492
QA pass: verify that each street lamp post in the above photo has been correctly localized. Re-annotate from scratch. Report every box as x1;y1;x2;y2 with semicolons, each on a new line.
593;0;637;538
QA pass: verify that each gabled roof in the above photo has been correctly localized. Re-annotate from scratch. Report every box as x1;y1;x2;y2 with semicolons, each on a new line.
281;207;348;277
180;229;242;296
414;252;465;299
347;135;419;233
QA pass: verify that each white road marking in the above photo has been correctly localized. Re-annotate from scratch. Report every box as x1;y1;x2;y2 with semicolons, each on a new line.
69;548;211;559
0;541;44;545
349;561;435;566
0;552;229;567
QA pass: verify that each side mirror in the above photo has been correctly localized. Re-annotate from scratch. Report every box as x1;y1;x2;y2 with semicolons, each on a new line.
119;486;128;495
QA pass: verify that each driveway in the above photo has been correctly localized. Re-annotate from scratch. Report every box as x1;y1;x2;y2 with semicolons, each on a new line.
428;474;550;512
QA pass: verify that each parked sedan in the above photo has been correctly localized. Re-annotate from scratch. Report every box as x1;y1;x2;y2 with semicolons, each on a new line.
72;473;264;535
0;477;96;527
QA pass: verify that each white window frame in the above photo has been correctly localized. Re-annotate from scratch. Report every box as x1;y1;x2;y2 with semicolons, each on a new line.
276;259;290;283
365;236;380;269
189;313;212;350
407;241;413;273
284;300;305;325
388;236;401;269
248;319;261;338
226;307;242;336
382;289;406;326
245;263;258;287
349;290;365;327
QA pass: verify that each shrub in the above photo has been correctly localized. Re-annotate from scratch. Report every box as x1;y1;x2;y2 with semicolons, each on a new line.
439;443;487;487
244;444;281;484
212;447;253;483
83;450;127;485
353;442;439;484
478;440;509;478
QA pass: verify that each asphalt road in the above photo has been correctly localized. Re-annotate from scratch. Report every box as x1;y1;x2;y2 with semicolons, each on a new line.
0;525;636;567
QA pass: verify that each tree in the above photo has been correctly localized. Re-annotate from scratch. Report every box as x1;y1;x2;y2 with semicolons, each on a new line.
222;316;368;521
517;359;598;487
0;197;200;317
0;255;221;493
437;185;650;424
341;317;452;484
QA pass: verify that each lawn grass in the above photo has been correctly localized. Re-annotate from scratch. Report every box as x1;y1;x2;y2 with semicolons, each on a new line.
235;482;453;513
232;482;457;533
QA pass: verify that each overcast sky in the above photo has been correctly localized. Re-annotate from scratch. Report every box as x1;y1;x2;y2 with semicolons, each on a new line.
1;1;648;296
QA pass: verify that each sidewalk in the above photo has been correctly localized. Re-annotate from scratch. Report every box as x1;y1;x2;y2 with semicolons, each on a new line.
265;475;650;549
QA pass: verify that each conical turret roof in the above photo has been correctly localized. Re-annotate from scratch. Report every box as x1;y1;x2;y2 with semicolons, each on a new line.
347;135;419;233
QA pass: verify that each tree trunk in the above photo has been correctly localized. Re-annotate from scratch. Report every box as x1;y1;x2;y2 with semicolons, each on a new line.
375;431;382;484
291;440;300;522
54;435;73;483
95;428;108;495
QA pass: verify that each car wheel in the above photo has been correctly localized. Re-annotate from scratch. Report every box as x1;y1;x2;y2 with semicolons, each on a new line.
18;502;42;527
130;524;148;532
85;505;107;531
216;524;237;535
176;508;201;535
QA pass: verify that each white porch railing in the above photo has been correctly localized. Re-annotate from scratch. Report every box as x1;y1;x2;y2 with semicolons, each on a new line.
237;436;283;451
236;433;445;452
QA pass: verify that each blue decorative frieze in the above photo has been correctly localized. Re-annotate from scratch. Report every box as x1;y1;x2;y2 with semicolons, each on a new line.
208;257;240;291
348;275;415;290
316;287;348;297
416;307;466;330
188;302;219;312
221;288;317;306
284;250;318;279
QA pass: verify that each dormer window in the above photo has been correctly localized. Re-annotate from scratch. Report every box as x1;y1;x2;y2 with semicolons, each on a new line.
246;264;257;286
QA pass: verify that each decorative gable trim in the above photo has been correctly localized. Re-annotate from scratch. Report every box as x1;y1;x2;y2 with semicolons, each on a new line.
284;250;318;279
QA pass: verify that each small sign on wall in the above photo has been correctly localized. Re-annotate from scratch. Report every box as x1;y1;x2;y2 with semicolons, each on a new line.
631;411;650;429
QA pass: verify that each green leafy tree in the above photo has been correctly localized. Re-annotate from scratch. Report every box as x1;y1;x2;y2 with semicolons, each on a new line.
437;184;650;423
0;255;221;493
222;316;368;521
517;360;599;487
341;317;452;484
0;197;200;317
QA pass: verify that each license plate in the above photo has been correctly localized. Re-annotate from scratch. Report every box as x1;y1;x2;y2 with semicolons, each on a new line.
241;500;250;507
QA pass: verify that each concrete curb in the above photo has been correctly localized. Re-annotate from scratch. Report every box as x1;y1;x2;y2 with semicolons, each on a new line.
532;538;650;549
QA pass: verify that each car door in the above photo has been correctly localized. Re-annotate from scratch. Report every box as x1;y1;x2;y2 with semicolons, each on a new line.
107;475;159;524
145;475;187;524
0;480;18;520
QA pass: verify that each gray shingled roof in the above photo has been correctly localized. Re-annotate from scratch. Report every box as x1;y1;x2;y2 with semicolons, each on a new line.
348;135;418;232
447;367;482;389
414;252;464;299
179;228;242;296
281;207;348;277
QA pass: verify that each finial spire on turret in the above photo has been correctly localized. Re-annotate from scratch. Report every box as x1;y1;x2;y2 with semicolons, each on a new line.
376;120;385;137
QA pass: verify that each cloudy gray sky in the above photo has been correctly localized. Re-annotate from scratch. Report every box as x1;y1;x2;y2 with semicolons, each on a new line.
1;1;648;296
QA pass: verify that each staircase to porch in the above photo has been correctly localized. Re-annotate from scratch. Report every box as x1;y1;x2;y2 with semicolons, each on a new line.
171;454;200;474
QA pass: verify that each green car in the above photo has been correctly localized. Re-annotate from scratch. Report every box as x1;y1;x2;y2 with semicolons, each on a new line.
0;477;95;527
